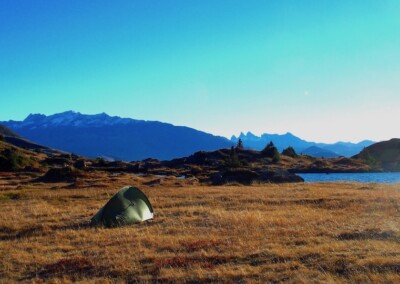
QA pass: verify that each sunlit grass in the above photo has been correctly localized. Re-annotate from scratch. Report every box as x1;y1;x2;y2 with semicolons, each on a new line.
0;172;399;282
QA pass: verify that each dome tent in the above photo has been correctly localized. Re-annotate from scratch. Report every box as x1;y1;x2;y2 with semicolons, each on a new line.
91;186;154;227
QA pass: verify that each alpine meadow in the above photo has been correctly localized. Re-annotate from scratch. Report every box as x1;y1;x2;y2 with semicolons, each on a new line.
1;1;400;283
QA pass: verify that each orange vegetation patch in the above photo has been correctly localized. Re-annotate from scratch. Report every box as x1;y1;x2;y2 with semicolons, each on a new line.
153;255;234;269
40;257;94;277
0;171;399;283
179;239;226;252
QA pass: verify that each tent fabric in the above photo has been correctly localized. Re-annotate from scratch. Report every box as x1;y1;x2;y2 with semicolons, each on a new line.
91;186;154;227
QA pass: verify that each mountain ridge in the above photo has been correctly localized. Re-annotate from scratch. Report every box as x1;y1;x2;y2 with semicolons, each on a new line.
2;111;376;160
231;131;375;157
2;111;232;161
6;111;146;129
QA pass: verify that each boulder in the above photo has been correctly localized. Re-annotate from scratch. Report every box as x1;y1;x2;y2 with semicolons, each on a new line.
36;166;86;183
211;168;259;185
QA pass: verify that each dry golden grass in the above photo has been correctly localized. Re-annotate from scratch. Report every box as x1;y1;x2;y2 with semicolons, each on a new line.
0;171;399;283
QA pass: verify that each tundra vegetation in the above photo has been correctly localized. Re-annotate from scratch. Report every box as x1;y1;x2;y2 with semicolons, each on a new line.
0;170;399;283
0;137;399;282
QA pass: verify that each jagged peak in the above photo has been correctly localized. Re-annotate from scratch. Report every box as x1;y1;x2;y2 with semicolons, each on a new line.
59;110;80;115
8;111;148;128
246;131;258;138
238;132;246;138
236;131;259;139
24;113;46;121
285;132;295;137
92;112;111;118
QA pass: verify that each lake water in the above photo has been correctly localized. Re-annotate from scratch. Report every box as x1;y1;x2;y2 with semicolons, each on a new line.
297;172;400;183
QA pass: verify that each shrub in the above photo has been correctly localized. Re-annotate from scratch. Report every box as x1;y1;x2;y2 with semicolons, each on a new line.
282;146;298;158
0;149;31;171
261;141;280;163
272;151;281;163
362;149;377;166
225;146;241;168
96;157;106;166
236;138;244;150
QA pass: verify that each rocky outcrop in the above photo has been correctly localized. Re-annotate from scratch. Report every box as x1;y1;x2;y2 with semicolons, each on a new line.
36;166;87;183
211;168;304;185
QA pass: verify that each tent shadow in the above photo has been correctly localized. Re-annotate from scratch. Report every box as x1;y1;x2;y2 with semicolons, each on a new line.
88;218;159;229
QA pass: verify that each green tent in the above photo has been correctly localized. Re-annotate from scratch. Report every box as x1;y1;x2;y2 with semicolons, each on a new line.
91;186;154;227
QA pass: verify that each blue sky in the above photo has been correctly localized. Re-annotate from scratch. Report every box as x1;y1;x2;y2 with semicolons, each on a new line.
1;0;399;142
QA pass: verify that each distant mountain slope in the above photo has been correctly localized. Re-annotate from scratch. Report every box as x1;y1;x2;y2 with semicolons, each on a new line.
0;124;20;138
231;132;374;157
0;124;65;155
318;140;374;157
301;146;339;158
353;138;400;171
2;111;232;161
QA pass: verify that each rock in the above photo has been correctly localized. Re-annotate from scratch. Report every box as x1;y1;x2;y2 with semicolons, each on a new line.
211;168;304;185
73;159;87;169
144;178;162;186
36;166;86;183
259;169;304;183
211;168;260;185
43;156;72;167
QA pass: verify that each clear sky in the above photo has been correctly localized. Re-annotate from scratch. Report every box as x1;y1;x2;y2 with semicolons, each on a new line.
1;0;399;143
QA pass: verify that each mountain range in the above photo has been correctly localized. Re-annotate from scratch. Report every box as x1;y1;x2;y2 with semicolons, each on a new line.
2;111;375;161
231;132;374;158
2;111;231;161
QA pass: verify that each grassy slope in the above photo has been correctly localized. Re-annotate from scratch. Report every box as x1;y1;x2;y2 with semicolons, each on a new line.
0;140;45;171
0;172;399;283
354;138;400;171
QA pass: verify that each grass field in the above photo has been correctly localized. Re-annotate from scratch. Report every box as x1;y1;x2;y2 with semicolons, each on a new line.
0;172;399;283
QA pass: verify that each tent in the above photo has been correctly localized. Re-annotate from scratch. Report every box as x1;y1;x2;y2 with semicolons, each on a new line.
91;186;154;227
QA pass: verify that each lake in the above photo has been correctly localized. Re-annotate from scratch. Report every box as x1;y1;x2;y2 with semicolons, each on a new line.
297;172;400;183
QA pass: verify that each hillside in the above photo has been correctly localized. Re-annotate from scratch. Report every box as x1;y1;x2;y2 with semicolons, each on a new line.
2;112;232;161
0;140;43;171
353;138;400;171
301;146;339;158
0;124;20;138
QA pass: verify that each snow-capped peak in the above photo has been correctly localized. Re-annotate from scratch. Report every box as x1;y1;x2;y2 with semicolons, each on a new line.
9;111;141;129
